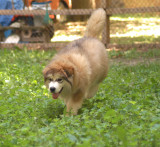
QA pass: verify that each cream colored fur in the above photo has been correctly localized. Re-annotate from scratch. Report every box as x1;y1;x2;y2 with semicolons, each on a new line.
43;8;108;115
85;8;106;38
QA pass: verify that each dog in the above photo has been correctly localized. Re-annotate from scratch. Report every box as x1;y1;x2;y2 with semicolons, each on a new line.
43;8;108;115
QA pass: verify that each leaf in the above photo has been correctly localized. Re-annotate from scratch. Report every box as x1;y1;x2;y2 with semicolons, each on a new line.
129;101;137;105
67;134;77;143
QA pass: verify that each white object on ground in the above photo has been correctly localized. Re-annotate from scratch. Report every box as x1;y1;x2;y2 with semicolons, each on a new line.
5;34;20;43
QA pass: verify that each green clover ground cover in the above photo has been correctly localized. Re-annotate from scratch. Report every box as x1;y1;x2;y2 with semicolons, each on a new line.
0;49;160;146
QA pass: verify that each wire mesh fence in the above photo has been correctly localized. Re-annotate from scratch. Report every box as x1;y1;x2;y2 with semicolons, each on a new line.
109;0;160;50
0;0;55;46
0;0;160;50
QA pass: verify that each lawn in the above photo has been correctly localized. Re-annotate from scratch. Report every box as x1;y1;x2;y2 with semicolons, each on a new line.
52;14;160;44
0;48;160;146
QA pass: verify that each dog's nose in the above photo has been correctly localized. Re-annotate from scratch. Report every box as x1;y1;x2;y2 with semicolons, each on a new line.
50;87;55;93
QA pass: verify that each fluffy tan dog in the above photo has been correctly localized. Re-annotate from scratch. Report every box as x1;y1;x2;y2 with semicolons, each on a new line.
43;8;108;115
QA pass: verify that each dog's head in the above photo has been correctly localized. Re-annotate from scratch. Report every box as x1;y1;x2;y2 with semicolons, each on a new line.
43;63;74;99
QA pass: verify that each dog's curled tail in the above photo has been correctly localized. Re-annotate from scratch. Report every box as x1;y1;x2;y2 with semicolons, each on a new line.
84;8;106;38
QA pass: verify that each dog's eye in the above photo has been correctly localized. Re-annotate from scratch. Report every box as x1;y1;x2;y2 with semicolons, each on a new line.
48;78;52;81
56;78;63;82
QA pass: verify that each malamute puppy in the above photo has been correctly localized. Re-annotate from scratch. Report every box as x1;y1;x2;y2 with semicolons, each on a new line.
43;8;108;115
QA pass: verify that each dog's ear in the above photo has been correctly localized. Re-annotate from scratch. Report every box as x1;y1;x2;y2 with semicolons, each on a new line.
63;66;74;78
42;68;48;79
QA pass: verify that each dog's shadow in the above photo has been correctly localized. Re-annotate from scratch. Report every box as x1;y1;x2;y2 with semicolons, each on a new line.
43;100;65;119
78;98;98;115
42;96;101;118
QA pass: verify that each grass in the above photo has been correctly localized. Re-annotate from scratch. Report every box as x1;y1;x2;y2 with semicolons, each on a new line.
0;48;160;146
52;14;160;44
108;48;160;59
110;14;160;44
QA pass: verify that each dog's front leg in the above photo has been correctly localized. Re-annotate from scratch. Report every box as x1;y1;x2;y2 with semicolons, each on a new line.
66;92;84;115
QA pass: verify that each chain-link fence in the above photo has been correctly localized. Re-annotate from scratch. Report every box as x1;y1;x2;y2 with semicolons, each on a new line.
0;0;160;50
108;0;160;50
0;0;55;49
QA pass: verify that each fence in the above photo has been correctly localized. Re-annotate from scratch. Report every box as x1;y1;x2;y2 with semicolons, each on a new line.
0;0;160;50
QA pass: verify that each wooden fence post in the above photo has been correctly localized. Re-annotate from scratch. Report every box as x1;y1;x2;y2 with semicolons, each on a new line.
106;0;110;45
101;0;110;47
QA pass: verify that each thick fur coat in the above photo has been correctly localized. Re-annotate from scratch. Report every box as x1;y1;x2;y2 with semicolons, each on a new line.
43;8;108;115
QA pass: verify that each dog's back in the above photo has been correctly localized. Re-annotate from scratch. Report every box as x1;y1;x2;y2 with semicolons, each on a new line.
59;8;108;84
83;8;108;84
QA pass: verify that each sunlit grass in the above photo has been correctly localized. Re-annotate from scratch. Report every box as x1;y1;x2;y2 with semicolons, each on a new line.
51;15;160;44
110;15;160;44
51;21;85;42
51;35;81;42
111;24;160;38
111;16;160;22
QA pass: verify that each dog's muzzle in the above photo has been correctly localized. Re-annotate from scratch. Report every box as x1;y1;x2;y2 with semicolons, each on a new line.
51;87;63;99
49;81;63;99
50;87;56;93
